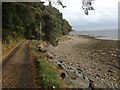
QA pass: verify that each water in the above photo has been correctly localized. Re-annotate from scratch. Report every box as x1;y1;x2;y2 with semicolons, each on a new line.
70;30;119;40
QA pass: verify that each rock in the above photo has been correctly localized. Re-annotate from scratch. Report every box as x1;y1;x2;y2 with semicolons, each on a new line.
60;61;63;63
98;50;102;52
91;66;95;69
52;85;55;89
38;48;42;52
37;44;44;52
108;69;113;73
69;67;76;72
98;68;101;71
89;82;95;89
70;75;78;80
45;52;53;59
88;78;94;82
76;68;82;73
42;49;47;52
61;72;66;79
57;63;63;69
96;74;100;77
111;53;117;57
76;72;84;78
83;76;90;83
70;63;73;65
83;68;86;71
101;53;106;55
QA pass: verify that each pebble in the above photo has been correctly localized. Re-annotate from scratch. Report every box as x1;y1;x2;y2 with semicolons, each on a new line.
111;53;117;57
61;72;66;79
96;74;100;77
60;60;63;63
108;69;113;73
101;53;106;55
45;51;53;59
75;71;83;77
98;50;102;52
76;68;82;73
98;68;101;71
84;76;90;83
89;82;95;89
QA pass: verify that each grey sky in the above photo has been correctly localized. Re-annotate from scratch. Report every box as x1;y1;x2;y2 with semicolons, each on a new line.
52;0;119;31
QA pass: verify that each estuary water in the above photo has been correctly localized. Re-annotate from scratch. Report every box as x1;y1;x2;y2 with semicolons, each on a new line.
70;30;119;40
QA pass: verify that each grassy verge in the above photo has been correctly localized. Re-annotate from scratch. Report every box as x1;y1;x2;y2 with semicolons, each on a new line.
2;38;24;57
31;40;65;89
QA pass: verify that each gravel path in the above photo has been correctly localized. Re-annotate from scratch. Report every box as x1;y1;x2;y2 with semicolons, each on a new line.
2;40;34;88
46;35;120;88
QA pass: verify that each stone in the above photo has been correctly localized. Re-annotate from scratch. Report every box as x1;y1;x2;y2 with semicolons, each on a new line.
60;61;63;63
42;49;47;52
37;44;44;52
89;82;95;89
108;69;113;73
57;63;63;69
98;68;101;71
96;74;100;77
76;68;82;73
52;85;55;89
101;53;106;55
61;72;66;79
45;52;53;59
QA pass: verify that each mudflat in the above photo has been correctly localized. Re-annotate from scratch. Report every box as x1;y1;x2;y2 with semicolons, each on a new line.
46;35;120;88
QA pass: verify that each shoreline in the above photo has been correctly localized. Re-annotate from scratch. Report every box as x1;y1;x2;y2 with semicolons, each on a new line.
69;30;119;41
46;35;120;88
72;34;120;41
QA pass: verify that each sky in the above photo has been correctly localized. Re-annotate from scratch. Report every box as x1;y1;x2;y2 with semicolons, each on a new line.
44;0;119;31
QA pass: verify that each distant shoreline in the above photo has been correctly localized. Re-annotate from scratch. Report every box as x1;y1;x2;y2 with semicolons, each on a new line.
69;30;119;41
70;34;120;41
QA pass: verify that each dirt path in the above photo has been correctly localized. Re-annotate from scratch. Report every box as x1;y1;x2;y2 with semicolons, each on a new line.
46;35;120;88
2;40;34;88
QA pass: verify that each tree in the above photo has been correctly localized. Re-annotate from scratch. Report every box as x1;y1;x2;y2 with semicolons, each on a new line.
2;2;72;45
62;19;72;35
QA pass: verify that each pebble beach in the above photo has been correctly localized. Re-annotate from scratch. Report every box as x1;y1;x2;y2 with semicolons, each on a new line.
46;35;120;88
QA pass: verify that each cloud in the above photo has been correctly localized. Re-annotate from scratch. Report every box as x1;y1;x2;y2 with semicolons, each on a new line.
55;0;119;31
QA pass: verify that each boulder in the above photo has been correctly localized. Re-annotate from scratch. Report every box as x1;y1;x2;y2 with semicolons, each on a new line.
57;63;63;70
61;72;66;79
45;52;53;59
37;44;44;52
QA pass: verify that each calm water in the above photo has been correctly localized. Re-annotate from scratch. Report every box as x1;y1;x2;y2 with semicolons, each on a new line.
70;30;119;40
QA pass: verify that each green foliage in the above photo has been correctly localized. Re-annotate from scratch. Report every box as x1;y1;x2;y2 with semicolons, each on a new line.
2;2;72;45
62;19;72;35
31;40;64;88
38;58;63;88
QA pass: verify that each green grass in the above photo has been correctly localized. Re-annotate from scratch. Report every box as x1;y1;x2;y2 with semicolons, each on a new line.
31;40;65;88
38;57;64;88
2;38;23;56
